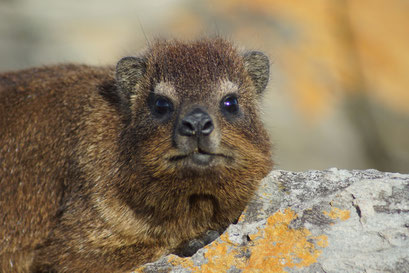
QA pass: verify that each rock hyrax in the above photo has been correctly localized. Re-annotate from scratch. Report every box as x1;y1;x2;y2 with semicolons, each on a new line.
0;38;273;272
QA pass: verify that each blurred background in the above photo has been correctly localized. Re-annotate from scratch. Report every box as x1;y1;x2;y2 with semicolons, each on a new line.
1;0;408;173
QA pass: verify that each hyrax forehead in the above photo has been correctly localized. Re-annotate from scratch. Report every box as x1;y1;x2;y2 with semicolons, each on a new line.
145;39;248;98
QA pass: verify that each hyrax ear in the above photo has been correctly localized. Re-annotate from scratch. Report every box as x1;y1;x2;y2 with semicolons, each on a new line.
243;51;270;94
116;56;147;95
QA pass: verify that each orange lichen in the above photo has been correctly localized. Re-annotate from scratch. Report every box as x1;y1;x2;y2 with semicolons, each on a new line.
200;232;247;272
243;209;326;272
148;208;330;272
237;213;246;223
324;207;351;221
171;209;326;272
168;255;196;271
314;235;329;248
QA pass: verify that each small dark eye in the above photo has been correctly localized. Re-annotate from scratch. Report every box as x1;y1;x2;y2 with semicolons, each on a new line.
221;95;239;115
153;97;173;116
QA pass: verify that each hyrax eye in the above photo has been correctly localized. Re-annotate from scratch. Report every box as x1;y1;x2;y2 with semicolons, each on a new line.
153;96;173;117
221;95;239;115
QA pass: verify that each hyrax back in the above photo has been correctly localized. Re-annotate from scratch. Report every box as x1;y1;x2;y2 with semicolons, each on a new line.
0;38;273;272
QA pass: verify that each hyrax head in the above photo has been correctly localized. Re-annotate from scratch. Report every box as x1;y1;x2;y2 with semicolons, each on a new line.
116;38;272;181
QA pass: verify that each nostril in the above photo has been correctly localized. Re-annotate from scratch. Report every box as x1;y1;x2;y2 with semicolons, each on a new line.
201;119;214;136
183;120;195;132
180;120;196;136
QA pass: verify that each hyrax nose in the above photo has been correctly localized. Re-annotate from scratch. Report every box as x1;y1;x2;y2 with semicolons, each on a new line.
178;108;214;137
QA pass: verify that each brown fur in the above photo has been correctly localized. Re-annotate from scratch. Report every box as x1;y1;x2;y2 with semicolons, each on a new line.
0;38;273;272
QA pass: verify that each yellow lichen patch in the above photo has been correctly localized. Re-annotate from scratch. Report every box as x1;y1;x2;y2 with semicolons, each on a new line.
197;209;327;272
200;232;247;272
314;235;329;248
323;207;351;221
243;209;326;272
168;255;196;271
237;213;246;223
163;232;244;272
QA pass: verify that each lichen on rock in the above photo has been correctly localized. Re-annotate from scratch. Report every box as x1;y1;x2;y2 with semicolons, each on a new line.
135;169;409;273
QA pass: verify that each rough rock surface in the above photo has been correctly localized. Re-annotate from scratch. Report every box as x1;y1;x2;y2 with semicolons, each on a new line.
134;169;409;273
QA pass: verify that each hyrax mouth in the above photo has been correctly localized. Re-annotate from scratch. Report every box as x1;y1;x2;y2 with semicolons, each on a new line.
169;148;230;166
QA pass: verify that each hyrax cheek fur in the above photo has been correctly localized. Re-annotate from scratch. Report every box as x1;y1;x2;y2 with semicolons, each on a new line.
0;38;273;273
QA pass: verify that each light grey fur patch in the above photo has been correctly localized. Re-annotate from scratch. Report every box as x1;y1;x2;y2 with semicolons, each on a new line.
154;82;178;103
218;80;239;99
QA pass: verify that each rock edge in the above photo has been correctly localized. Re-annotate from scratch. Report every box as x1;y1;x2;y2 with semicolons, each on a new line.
135;169;409;273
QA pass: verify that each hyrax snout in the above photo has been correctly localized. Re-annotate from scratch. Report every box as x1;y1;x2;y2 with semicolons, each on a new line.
176;106;217;166
0;38;273;272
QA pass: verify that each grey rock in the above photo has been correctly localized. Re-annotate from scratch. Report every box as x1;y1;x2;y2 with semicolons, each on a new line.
134;169;409;273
